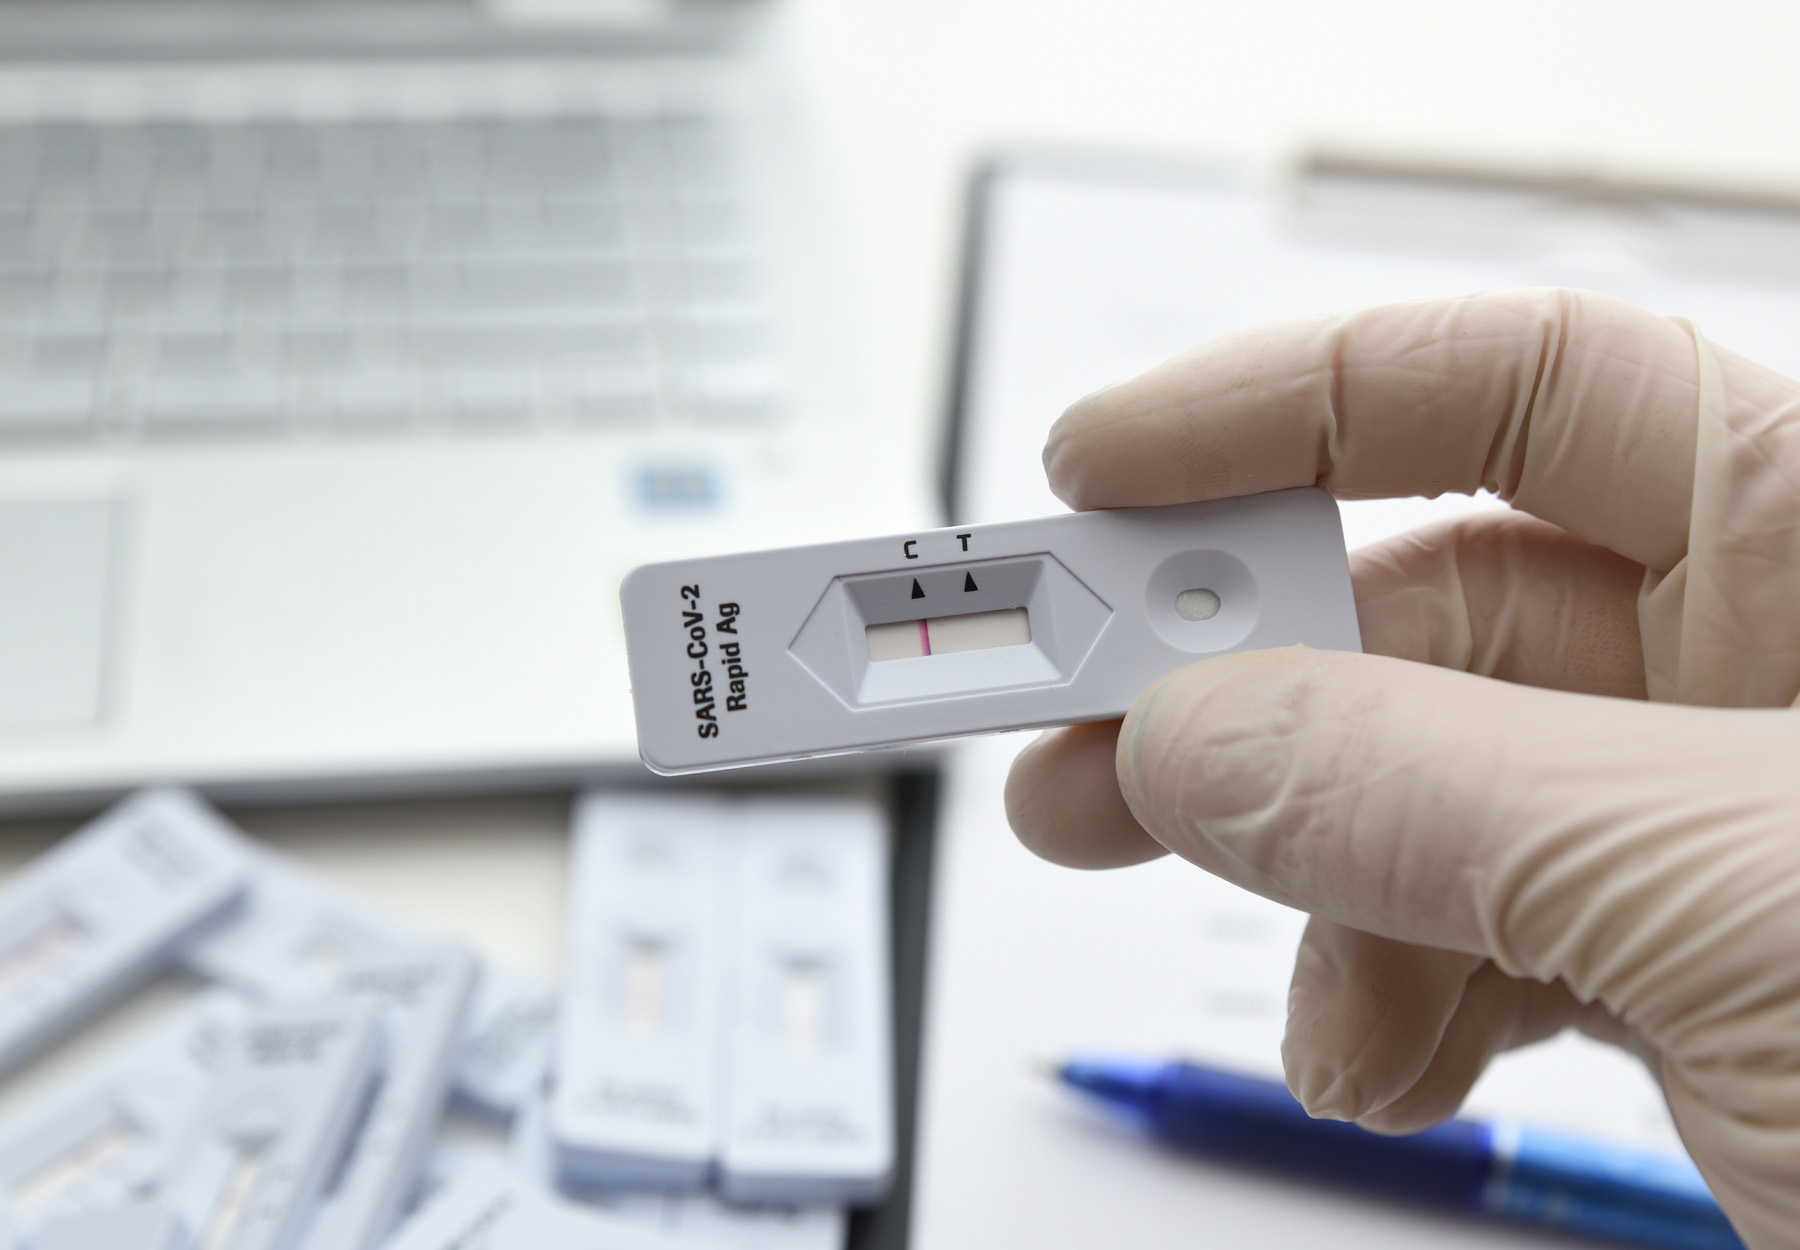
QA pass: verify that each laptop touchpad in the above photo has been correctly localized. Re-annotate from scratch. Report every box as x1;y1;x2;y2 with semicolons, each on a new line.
0;496;116;731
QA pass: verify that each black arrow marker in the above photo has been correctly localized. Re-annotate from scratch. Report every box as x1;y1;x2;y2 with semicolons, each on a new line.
964;572;978;592
911;579;925;599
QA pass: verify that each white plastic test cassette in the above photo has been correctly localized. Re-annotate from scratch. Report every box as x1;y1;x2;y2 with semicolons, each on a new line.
0;788;248;1077
508;1095;847;1250
551;791;893;1206
455;965;557;1120
183;845;553;1120
37;1205;184;1250
0;994;240;1237
621;488;1360;772
301;946;476;1250
552;793;727;1192
181;847;411;998
718;800;891;1206
162;999;382;1250
384;1153;659;1250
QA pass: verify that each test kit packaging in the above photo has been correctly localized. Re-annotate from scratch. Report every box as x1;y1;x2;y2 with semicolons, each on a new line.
182;845;552;1120
301;946;477;1250
718;799;892;1205
0;788;248;1076
551;793;728;1191
620;488;1361;773
162;999;383;1250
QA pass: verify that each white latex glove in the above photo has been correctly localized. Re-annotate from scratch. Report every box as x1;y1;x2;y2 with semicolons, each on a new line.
1003;289;1800;1249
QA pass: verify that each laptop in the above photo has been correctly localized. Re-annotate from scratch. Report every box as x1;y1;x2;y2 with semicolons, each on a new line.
0;0;937;808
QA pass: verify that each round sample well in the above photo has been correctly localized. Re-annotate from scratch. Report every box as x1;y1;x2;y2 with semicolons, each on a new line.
1145;551;1258;652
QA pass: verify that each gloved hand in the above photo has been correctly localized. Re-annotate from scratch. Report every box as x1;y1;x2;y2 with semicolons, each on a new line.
1003;289;1800;1248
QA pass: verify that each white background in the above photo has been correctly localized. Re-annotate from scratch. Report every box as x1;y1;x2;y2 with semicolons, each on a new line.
785;0;1800;456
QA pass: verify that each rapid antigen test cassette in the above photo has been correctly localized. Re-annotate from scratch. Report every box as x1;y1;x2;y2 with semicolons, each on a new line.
301;946;476;1250
0;788;247;1076
553;793;727;1192
620;488;1360;772
162;999;382;1250
0;994;240;1237
718;800;891;1205
183;844;553;1121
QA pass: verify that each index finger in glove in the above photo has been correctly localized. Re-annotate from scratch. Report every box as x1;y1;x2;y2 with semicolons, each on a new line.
1116;647;1800;1013
1045;288;1700;572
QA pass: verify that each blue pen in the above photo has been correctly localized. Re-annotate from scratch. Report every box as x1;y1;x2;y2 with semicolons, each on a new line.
1058;1057;1743;1250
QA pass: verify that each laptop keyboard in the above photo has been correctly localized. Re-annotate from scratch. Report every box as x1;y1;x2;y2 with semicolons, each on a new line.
0;111;777;440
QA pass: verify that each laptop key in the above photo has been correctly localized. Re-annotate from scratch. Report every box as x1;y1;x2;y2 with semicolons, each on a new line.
47;271;108;325
690;312;770;361
415;203;497;256
138;375;286;436
305;206;392;264
672;195;749;249
196;207;287;266
323;373;419;431
679;252;761;304
405;315;644;368
90;143;155;210
690;361;778;423
342;262;412;311
105;267;180;320
146;122;213;193
563;358;658;425
280;327;356;374
225;265;297;316
513;199;630;254
87;210;181;269
0;210;44;263
0;379;99;438
31;126;99;207
425;258;638;316
444;373;541;428
0;268;51;317
152;331;237;375
30;329;109;375
0;130;38;204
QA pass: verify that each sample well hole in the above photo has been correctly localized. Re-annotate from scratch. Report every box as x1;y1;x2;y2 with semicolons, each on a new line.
1175;588;1221;622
